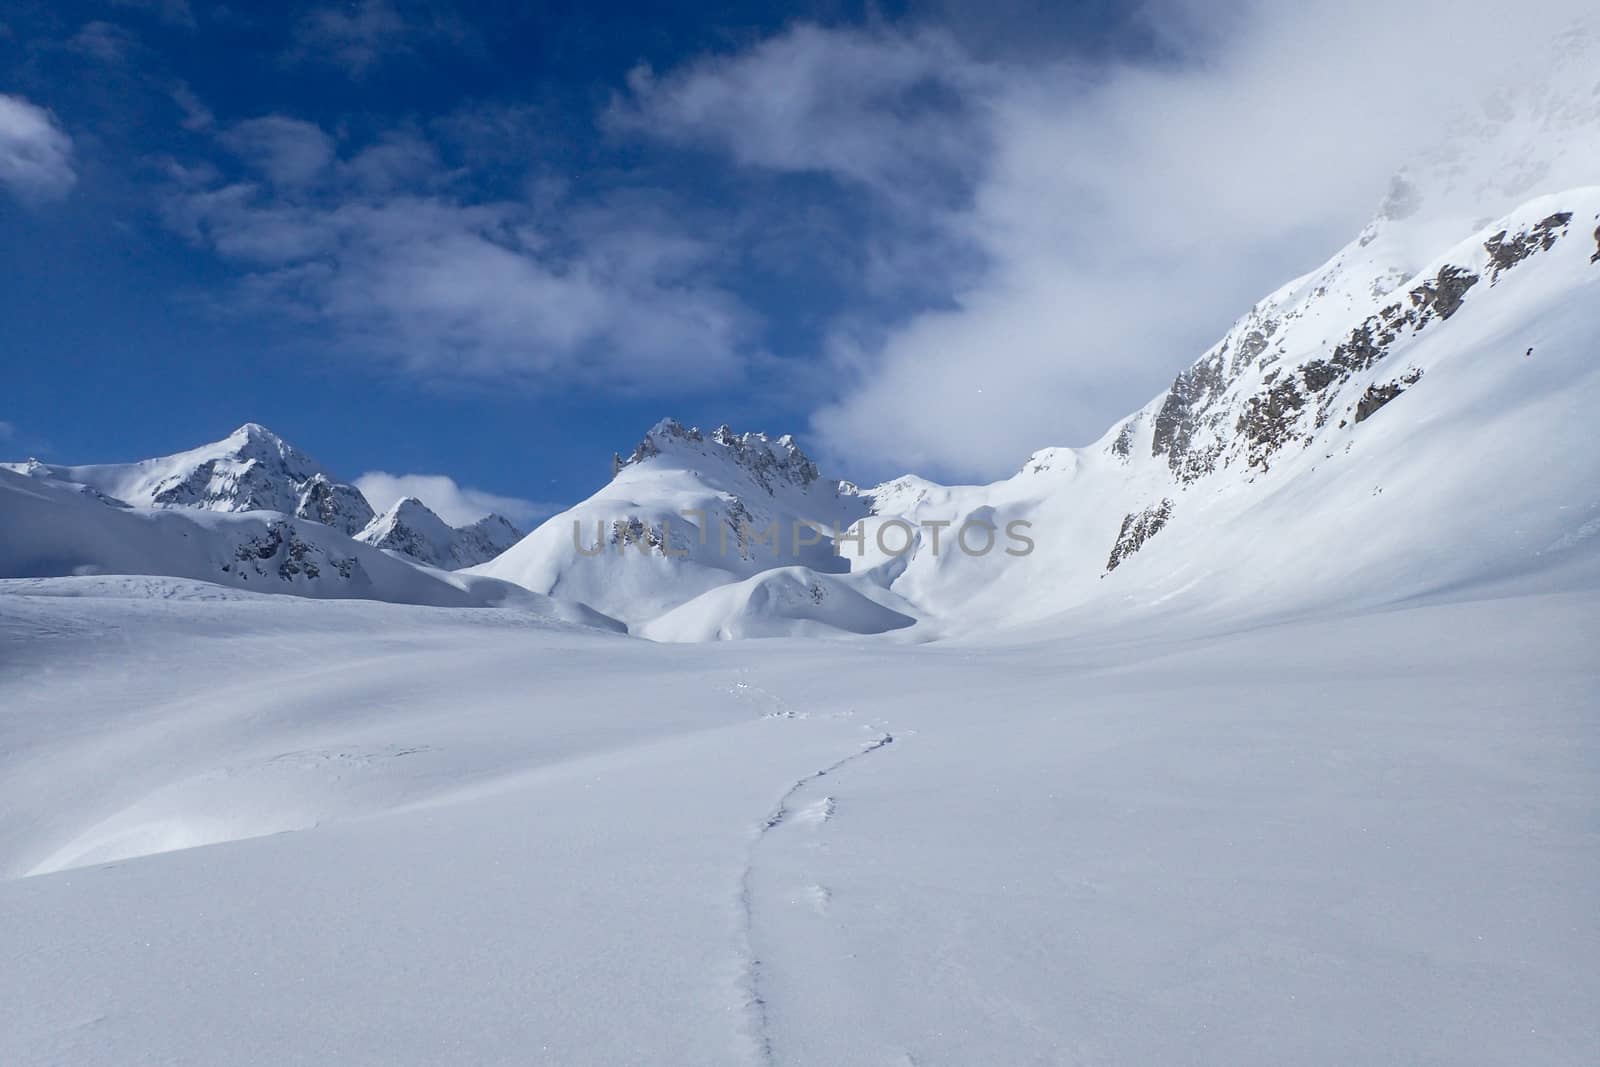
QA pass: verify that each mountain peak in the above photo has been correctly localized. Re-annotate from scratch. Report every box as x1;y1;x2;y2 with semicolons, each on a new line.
224;422;290;453
357;496;522;570
622;419;823;494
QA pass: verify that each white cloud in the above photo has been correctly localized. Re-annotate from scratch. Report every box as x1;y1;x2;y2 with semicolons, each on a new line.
165;119;756;390
0;420;15;441
220;116;335;187
612;24;989;205
0;94;75;203
621;3;1600;481
355;471;553;527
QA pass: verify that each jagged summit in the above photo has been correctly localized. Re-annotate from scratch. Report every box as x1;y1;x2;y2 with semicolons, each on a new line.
295;473;377;536
356;497;524;570
619;419;823;495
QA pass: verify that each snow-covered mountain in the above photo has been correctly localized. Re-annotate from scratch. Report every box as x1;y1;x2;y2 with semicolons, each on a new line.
0;465;619;622
4;422;378;535
4;423;529;575
852;189;1600;630
356;498;524;570
476;180;1600;638
474;420;877;625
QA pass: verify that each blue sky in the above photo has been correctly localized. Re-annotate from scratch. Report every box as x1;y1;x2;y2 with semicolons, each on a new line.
1;0;1567;521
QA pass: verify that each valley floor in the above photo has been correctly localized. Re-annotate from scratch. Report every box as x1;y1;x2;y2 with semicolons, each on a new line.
1;577;1596;1065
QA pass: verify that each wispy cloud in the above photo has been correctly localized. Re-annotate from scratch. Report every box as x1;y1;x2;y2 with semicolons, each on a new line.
286;0;473;78
69;21;138;63
288;0;406;76
612;25;990;207
355;471;553;526
0;94;76;203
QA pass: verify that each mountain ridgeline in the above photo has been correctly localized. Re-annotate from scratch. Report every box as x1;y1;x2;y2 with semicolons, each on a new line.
4;51;1599;637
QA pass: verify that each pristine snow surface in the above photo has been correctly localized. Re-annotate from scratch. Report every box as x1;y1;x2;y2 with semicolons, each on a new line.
1;577;1596;1065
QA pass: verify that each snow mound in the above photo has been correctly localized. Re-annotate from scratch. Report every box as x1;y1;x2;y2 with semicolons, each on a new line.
640;567;915;642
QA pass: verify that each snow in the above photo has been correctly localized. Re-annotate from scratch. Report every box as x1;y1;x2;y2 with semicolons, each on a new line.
640;566;917;642
1;578;1595;1064
3;56;1600;1065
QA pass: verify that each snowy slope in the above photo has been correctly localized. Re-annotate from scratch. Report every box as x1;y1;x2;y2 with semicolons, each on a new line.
356;497;524;570
0;466;618;619
0;576;1594;1065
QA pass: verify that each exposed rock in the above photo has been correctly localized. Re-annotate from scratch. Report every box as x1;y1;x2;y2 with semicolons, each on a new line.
294;473;376;536
1229;320;1278;375
1354;368;1424;424
357;498;523;569
624;419;824;495
1111;418;1137;459
1151;351;1226;479
1408;264;1479;325
1237;376;1308;469
225;519;359;582
1483;212;1572;283
1106;499;1174;573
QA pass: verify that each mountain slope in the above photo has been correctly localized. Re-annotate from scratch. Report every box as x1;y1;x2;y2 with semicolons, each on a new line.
856;189;1600;630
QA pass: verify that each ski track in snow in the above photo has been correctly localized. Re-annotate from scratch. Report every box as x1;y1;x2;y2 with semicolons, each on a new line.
738;730;895;1065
